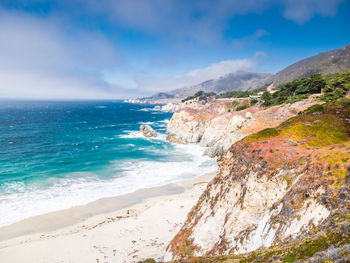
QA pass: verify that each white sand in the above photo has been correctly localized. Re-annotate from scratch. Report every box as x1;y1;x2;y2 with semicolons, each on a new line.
0;173;214;263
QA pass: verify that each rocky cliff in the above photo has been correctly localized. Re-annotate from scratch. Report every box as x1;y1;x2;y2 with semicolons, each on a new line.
165;99;350;262
166;96;320;157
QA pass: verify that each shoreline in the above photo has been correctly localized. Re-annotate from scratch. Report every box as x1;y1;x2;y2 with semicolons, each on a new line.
0;172;215;262
0;181;185;242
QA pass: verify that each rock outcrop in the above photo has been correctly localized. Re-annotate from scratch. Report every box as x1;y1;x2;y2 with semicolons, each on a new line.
165;100;350;261
161;103;179;113
140;124;157;137
166;97;320;157
153;103;179;113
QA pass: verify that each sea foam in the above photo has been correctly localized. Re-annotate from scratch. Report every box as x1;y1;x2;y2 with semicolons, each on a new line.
0;135;216;227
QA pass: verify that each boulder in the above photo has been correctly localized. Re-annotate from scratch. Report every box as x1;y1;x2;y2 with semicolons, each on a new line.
245;111;253;119
161;103;179;112
166;111;205;143
140;124;157;137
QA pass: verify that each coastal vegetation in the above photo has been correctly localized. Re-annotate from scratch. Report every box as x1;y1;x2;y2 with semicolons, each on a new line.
262;71;350;106
246;98;350;147
250;98;258;105
236;105;249;111
215;90;256;99
181;71;350;108
181;84;269;102
215;85;267;99
319;71;350;102
181;90;216;103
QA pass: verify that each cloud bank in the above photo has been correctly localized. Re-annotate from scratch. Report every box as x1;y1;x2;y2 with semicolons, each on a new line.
135;56;259;93
0;0;346;99
0;9;125;99
282;0;345;24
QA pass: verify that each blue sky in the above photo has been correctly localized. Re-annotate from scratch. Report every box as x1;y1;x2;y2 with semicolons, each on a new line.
0;0;349;99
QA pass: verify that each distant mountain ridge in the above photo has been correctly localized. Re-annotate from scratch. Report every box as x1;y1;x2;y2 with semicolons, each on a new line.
149;71;272;100
145;43;350;102
272;44;350;86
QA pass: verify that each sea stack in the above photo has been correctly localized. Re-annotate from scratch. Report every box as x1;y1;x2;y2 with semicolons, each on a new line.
140;124;157;137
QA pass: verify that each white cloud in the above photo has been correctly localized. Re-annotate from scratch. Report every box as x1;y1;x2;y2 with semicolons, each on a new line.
79;0;268;44
0;1;345;99
232;29;269;49
282;0;345;24
135;56;259;93
78;0;344;43
0;9;123;99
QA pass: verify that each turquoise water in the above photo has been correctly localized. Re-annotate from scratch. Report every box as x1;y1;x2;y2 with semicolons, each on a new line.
0;101;217;226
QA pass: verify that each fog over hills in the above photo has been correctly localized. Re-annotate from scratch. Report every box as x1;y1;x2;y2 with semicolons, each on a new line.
145;44;350;102
149;71;272;100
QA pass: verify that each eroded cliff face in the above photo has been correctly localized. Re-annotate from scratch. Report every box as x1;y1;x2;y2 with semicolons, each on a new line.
166;97;320;156
165;101;350;261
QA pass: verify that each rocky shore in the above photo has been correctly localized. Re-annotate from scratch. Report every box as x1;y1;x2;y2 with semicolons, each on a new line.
164;98;350;262
1;97;348;263
166;96;320;157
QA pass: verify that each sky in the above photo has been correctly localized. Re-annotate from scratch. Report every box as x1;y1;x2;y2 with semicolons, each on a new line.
0;0;349;100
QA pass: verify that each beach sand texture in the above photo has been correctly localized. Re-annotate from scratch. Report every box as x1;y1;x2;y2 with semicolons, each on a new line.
0;173;215;263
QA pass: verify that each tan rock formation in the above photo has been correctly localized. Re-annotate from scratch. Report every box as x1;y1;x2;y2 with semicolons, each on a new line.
165;101;350;261
166;97;320;156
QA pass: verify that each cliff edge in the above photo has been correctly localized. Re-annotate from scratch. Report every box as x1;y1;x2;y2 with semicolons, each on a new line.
166;96;320;157
165;99;350;262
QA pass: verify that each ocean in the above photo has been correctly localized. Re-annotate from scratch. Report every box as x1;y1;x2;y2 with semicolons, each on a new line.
0;101;217;227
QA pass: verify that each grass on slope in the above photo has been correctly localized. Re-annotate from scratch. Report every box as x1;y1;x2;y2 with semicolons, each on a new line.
245;98;350;147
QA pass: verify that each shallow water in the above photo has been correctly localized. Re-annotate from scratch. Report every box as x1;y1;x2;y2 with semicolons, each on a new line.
0;101;217;226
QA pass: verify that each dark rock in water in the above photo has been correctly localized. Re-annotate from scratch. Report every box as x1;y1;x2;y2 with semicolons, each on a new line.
140;124;157;137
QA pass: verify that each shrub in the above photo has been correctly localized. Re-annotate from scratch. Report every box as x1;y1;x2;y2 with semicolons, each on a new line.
262;91;273;106
285;94;309;104
246;128;280;142
182;91;216;103
336;97;350;107
236;105;249;111
250;98;258;105
324;71;350;94
262;71;350;106
302;104;324;114
319;71;350;102
232;101;239;107
216;90;257;99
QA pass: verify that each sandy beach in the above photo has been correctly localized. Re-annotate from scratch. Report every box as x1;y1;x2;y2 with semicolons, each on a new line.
0;172;215;263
